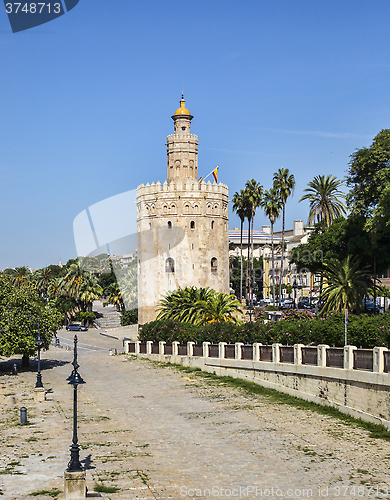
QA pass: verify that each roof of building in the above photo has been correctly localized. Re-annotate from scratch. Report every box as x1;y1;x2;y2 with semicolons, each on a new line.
288;234;306;243
229;229;281;242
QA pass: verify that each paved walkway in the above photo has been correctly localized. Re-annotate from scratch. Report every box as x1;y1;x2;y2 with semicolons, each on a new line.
1;328;390;499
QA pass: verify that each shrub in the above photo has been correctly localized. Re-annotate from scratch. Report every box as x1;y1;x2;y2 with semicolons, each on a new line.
75;311;95;326
138;311;390;348
139;320;196;343
347;312;390;348
121;309;138;326
139;320;250;344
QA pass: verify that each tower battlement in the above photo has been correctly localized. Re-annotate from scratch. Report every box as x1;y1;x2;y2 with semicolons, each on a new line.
137;180;228;197
167;133;198;142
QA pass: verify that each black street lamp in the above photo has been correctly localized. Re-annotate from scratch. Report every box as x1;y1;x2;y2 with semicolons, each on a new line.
35;318;44;389
246;306;255;344
292;279;298;308
66;335;85;473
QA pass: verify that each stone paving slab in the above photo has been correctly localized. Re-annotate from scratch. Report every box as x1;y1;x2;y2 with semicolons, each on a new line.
1;328;390;499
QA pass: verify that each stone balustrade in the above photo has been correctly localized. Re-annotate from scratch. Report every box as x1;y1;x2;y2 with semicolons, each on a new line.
125;341;388;373
124;340;390;429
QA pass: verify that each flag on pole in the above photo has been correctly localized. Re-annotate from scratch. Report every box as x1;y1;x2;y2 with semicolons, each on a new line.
212;166;219;183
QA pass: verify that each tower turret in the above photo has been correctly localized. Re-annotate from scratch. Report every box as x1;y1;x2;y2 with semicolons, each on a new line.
166;96;198;182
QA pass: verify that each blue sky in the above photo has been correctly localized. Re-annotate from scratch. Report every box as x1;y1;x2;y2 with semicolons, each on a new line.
1;0;389;270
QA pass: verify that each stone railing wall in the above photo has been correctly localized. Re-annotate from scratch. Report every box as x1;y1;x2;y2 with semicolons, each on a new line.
124;341;390;429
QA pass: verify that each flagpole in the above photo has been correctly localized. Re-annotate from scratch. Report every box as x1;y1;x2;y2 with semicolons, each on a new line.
202;166;219;182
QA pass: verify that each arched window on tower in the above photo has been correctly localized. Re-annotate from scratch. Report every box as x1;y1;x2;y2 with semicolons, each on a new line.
168;221;172;229
166;258;175;273
190;221;195;229
211;221;215;229
211;257;218;272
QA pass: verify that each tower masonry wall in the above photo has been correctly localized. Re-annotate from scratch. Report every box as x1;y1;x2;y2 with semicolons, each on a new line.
137;180;229;324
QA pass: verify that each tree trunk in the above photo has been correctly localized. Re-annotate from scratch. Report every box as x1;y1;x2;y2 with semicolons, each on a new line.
240;219;243;301
374;253;377;314
279;206;285;306
247;217;251;305
271;222;275;304
251;212;255;307
22;355;29;367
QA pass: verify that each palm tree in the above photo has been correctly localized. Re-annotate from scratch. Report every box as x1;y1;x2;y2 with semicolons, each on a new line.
196;292;243;324
244;180;263;307
261;187;283;303
157;287;242;325
116;264;138;310
48;277;62;299
34;267;54;302
299;175;347;227
273;168;295;302
320;255;372;315
232;190;248;301
62;261;86;298
106;281;123;312
157;287;215;324
13;266;31;289
79;274;102;312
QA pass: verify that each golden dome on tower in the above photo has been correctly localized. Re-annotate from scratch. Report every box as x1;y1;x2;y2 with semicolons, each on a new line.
174;96;191;116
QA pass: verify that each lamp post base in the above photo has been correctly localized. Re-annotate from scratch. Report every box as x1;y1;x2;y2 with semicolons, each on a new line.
64;470;86;499
35;373;44;388
34;387;46;402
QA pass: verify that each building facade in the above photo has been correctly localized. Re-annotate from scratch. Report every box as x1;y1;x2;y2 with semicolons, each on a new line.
263;220;314;301
137;98;229;324
228;221;313;301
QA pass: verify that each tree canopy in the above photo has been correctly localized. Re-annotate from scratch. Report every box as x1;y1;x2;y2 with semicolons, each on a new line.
289;216;390;277
0;276;62;358
347;129;390;218
299;174;347;227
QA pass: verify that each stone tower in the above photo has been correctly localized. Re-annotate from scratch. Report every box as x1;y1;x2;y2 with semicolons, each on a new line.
136;97;229;324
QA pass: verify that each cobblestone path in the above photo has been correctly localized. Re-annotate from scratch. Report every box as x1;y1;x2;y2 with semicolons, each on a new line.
1;329;390;499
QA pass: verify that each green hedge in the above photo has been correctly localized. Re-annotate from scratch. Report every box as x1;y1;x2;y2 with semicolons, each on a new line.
139;320;250;344
121;309;138;326
139;310;390;348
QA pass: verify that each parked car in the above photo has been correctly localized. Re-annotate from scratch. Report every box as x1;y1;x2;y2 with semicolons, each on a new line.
364;301;380;313
281;298;294;309
66;324;88;331
298;300;312;309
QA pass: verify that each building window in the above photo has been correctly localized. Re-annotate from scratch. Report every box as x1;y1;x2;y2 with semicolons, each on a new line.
211;220;215;229
191;243;194;250
149;222;151;230
168;221;172;228
190;221;195;229
166;258;174;273
185;204;190;213
211;257;218;272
